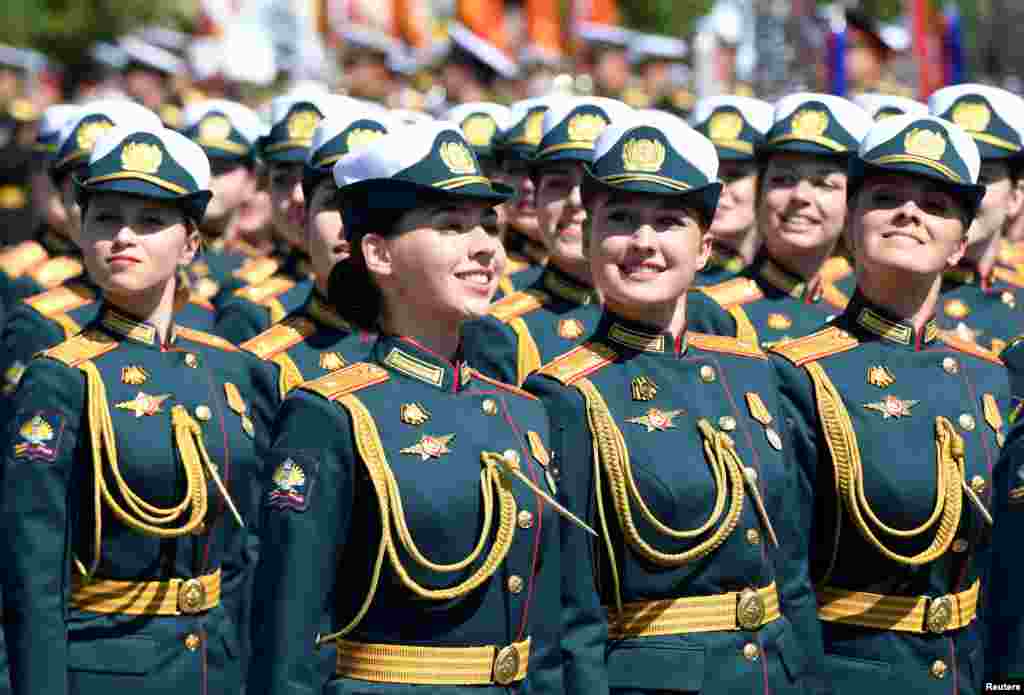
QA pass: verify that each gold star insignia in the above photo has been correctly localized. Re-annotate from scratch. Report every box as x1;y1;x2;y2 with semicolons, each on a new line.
115;391;172;418
863;395;919;420
400;433;455;460
627;408;684;432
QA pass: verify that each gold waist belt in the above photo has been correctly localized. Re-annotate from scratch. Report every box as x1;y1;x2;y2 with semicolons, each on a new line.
606;582;780;639
817;579;979;634
335;636;530;686
70;569;221;616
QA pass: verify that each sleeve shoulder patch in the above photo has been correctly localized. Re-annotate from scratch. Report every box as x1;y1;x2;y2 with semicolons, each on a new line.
688;332;767;359
0;241;47;278
698;277;763;308
240;316;317;359
232;256;281;285
42;329;119;367
29;256;85;289
769;326;860;366
300;362;390;401
470;369;539;400
488;290;550;323
939;332;1004;366
265;451;320;512
536;341;618;385
175;326;239;352
23;282;97;317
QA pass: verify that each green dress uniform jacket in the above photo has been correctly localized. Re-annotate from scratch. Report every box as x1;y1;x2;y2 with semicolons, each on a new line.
248;335;583;695
938;263;1024;354
494;235;548;300
0;229;82;327
695;244;749;286
187;239;256;309
524;313;824;694
698;254;854;349
770;292;1009;694
0;305;272;695
214;250;314;344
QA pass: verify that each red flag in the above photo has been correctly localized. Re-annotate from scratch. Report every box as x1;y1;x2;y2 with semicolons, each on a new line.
912;0;945;98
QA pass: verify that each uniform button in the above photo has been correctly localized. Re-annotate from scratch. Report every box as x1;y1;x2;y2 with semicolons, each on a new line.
942;357;959;375
952;539;969;553
194;405;212;421
970;475;986;494
518;510;534;529
742;643;759;661
504;449;521;467
959;413;976;431
184;354;199;368
930;659;947;679
718;416;737;431
482;399;498;416
700;365;716;383
507;575;524;594
184;633;201;651
746;528;761;545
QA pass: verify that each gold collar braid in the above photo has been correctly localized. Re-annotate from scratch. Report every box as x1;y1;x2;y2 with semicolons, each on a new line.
804;361;964;577
317;394;517;646
574;378;747;612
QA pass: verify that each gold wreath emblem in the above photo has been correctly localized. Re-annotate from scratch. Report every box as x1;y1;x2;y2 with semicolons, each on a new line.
439;141;477;175
790;109;829;138
76;119;114;152
622;138;666;173
567;112;608;143
286;109;321;141
524;110;545;145
904;128;947;161
344;128;385;153
708;111;744;141
461;114;498;147
198;114;232;144
121;142;163;174
951;101;991;133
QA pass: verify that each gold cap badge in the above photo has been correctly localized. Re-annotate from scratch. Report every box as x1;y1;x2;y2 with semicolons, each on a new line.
76;119;113;152
791;109;829;138
345;128;385;153
440;141;477;175
461;114;498;147
566;112;608;143
286;109;320;141
622;138;666;173
951;101;991;133
524;110;545;145
904;128;947;161
121;141;163;174
708;111;744;142
199;115;232;144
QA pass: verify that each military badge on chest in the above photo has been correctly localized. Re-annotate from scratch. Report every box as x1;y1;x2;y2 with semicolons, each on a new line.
558;318;586;340
863;394;919;419
401;434;455;460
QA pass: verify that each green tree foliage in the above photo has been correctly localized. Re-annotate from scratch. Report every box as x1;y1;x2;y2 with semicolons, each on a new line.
620;0;716;37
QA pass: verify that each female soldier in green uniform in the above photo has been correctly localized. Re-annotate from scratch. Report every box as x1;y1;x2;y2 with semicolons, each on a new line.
249;121;592;695
1;124;269;695
771;114;1008;693
525;111;824;694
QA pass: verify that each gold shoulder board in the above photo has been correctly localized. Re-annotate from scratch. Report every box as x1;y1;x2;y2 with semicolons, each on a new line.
940;332;1004;366
0;241;48;278
30;256;84;289
820;256;853;281
489;290;550;323
820;282;851;311
241;316;317;359
24;282;96;317
43;328;118;367
235;275;296;305
688;332;767;360
301;362;390;401
993;266;1024;288
770;326;859;366
175;326;239;352
698;278;764;308
536;341;618;385
232;256;281;285
470;368;539;401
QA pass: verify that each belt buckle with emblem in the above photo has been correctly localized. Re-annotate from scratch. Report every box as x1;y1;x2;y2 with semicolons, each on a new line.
736;588;766;630
178;578;207;614
492;644;520;685
925;594;953;634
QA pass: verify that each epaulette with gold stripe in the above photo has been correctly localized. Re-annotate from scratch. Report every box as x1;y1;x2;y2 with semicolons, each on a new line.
0;241;47;278
993;266;1024;288
300;362;390;401
770;326;860;366
488;290;551;323
29;256;85;289
175;326;239;352
688;332;767;360
470;368;539;400
241;316;317;360
939;332;1004;366
42;329;118;367
820;255;854;282
232;256;280;285
698;277;763;308
536;342;618;385
24;282;96;317
234;275;296;305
